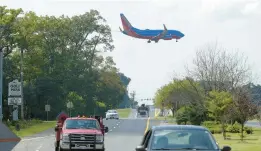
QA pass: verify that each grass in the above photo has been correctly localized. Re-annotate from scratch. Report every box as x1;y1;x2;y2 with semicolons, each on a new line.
154;116;176;123
8;121;56;138
213;128;261;151
116;108;131;118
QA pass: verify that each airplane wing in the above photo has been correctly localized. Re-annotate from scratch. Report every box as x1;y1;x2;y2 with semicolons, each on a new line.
119;27;123;32
151;24;168;42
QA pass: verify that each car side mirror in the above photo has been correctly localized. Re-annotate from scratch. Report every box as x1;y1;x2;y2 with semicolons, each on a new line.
135;145;146;151
222;146;231;151
104;126;109;133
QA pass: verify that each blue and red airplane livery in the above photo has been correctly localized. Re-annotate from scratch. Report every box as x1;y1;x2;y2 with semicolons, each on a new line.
119;13;185;43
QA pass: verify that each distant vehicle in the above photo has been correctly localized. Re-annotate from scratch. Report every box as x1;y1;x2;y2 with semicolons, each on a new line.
105;110;119;120
137;104;149;118
119;13;185;43
54;114;108;151
135;125;232;151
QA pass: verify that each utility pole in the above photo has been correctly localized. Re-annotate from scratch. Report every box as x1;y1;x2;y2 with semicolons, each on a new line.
20;48;24;120
0;48;3;122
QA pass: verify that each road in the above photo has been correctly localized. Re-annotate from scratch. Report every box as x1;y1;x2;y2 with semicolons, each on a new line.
11;109;161;151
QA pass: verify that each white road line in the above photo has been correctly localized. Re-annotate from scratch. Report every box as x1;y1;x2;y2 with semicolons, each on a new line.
21;135;55;141
113;127;116;128
35;144;43;151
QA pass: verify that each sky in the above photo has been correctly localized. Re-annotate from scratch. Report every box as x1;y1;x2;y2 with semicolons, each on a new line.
1;0;261;104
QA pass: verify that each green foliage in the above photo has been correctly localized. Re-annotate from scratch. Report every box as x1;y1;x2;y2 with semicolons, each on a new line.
1;6;129;120
227;122;241;133
4;119;42;129
175;107;190;124
207;91;233;122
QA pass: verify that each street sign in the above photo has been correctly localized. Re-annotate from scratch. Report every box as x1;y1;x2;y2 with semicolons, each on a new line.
45;105;50;112
8;98;22;105
67;102;73;109
8;80;21;97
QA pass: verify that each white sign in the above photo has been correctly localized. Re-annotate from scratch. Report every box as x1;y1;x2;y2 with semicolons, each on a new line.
8;80;21;97
45;105;50;112
67;102;73;109
8;97;22;105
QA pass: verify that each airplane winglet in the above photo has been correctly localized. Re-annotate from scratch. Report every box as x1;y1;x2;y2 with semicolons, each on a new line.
163;24;167;31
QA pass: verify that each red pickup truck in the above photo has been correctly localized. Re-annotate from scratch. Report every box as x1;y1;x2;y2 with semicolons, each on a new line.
55;114;108;151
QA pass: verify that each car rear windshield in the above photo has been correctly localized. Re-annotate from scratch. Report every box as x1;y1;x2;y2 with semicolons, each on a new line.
65;119;100;129
151;129;218;150
108;110;117;113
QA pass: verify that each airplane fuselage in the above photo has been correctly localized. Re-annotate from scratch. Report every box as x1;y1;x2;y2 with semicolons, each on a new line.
119;13;184;43
122;27;183;41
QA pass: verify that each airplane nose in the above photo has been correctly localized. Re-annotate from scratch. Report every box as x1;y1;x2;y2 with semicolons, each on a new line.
180;32;185;37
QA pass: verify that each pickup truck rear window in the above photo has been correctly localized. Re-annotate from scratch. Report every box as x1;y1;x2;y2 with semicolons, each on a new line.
65;119;100;129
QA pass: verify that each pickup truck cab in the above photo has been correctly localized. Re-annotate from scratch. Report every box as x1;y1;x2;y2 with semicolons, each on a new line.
55;116;108;151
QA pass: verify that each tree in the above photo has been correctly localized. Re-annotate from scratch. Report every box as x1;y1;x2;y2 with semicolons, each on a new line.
233;87;258;140
0;6;23;57
154;78;206;124
207;91;233;139
188;42;251;93
1;7;129;121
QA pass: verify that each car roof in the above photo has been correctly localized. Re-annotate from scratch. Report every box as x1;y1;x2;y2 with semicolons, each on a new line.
151;125;208;131
108;110;117;112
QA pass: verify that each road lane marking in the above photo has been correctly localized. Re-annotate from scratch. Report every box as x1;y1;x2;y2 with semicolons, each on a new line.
144;117;150;134
21;135;55;141
35;144;42;151
0;138;21;142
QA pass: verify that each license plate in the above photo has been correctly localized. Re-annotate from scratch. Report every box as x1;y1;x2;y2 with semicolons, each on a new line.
78;144;91;149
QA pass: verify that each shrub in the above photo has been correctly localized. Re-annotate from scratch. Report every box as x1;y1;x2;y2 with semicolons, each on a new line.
209;127;222;134
244;126;253;134
4;119;43;130
227;122;241;133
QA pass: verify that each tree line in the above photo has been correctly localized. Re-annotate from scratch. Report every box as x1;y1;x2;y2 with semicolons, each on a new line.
154;42;261;140
0;6;131;121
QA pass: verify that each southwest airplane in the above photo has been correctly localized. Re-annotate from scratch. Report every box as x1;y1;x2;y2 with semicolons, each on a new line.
119;13;185;43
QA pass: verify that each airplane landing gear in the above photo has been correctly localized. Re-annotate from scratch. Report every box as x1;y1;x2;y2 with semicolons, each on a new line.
147;40;151;43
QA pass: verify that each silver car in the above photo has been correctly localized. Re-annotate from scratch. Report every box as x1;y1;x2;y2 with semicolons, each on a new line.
135;125;231;151
105;110;119;120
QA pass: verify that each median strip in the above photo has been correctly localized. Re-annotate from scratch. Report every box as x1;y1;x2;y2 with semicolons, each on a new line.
144;117;150;134
0;138;21;142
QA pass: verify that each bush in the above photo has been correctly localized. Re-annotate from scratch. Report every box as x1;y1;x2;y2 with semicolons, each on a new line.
227;122;241;133
244;126;253;134
209;127;222;134
4;119;43;130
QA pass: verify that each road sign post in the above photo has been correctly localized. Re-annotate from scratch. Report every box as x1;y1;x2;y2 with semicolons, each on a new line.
66;102;73;117
45;105;50;121
8;80;22;120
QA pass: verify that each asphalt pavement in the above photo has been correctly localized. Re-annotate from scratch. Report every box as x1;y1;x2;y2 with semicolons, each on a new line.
10;109;161;151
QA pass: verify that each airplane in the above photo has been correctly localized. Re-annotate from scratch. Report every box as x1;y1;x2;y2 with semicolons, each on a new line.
119;13;185;43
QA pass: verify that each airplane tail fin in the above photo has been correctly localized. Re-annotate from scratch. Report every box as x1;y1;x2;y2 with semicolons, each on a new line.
120;13;133;31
